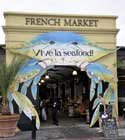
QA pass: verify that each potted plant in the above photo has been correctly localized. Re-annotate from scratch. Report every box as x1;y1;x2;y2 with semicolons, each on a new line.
0;57;25;137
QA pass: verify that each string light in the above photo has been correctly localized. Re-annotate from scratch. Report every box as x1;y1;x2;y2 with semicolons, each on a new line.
38;82;41;85
41;79;45;83
45;74;50;80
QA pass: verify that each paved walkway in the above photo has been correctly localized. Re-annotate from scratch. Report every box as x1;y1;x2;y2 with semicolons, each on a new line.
0;117;125;140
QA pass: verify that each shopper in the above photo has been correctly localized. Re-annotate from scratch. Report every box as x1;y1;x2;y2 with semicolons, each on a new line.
40;99;47;121
52;97;59;125
98;93;106;132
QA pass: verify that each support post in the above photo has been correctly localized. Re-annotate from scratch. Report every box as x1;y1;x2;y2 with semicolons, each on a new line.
32;116;36;139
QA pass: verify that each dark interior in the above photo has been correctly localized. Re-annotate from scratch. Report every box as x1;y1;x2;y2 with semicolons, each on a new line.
38;65;90;124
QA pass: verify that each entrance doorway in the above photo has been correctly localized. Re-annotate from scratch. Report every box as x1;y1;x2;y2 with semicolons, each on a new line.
38;65;90;125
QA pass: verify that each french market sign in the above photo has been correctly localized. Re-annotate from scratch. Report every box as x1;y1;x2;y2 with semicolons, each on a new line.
25;17;99;27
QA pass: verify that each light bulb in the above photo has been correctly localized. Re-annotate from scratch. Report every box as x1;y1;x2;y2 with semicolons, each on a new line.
45;75;50;79
72;70;78;76
38;82;41;85
41;79;45;83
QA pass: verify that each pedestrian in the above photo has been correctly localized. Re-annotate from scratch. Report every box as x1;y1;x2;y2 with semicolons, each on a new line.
40;99;47;121
98;93;107;132
52;97;59;125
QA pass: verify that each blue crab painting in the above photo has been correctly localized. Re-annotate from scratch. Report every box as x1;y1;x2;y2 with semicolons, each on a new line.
7;31;118;129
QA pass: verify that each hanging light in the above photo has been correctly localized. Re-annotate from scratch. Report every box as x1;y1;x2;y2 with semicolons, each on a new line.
72;70;78;76
38;82;41;85
41;79;45;83
45;74;50;80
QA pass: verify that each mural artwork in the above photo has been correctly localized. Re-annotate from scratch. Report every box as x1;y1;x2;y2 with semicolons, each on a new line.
7;31;117;129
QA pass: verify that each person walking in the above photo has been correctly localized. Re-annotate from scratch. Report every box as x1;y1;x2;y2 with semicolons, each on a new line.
40;99;47;121
52;98;59;125
98;93;107;132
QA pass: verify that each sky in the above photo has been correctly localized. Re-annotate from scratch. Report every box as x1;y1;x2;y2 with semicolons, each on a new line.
0;0;125;46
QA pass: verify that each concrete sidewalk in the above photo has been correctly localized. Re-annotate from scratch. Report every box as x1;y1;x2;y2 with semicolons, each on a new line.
0;117;125;140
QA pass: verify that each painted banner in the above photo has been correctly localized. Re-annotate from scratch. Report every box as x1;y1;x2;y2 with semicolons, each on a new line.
8;31;115;66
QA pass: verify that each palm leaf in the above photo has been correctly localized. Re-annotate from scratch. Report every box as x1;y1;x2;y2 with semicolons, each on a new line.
0;56;26;101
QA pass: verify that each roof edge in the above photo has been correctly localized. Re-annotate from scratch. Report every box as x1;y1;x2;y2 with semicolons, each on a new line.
4;11;118;19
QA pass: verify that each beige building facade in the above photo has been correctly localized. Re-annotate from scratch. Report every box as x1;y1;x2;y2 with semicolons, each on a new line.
3;12;119;116
3;12;118;69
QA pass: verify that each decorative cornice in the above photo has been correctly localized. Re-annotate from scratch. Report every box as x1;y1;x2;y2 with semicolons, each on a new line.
4;11;118;19
3;26;119;35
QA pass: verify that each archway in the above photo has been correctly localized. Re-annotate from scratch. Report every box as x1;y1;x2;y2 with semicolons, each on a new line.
8;31;118;129
38;65;90;125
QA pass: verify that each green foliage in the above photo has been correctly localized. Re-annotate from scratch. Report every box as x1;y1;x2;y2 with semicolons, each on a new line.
0;57;26;102
117;59;125;69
